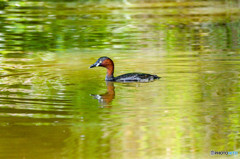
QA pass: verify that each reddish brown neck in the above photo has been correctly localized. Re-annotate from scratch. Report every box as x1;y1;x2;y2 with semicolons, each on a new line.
106;65;114;76
102;59;114;81
105;64;114;80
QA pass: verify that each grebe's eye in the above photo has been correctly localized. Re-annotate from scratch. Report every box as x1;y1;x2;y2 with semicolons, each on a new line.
96;60;102;67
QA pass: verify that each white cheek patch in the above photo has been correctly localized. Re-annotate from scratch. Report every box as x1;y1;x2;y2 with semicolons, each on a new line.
96;60;102;67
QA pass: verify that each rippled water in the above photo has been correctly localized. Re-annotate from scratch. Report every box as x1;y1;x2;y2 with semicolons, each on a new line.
0;0;240;158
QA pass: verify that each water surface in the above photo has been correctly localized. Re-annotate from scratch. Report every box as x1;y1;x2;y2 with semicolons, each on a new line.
0;0;240;158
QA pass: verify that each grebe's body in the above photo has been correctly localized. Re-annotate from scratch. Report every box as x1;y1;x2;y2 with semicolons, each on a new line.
90;57;160;82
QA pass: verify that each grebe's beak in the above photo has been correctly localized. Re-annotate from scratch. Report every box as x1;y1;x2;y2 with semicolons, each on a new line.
89;61;101;68
89;63;96;68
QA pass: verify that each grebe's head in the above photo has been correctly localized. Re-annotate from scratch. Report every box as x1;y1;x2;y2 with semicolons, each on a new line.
89;56;114;68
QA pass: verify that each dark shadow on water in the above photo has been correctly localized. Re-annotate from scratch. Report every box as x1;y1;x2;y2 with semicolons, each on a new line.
90;81;115;107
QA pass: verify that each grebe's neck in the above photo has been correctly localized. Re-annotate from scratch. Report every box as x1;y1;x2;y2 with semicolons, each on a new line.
105;60;114;81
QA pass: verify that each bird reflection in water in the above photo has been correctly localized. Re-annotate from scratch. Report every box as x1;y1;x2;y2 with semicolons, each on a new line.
90;81;115;107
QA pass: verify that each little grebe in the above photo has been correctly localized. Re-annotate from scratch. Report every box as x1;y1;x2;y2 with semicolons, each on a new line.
90;57;160;82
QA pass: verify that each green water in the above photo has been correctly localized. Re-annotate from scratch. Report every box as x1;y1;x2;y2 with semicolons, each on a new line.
0;0;240;158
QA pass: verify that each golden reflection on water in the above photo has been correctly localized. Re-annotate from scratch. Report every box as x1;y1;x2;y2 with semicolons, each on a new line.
0;50;240;158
